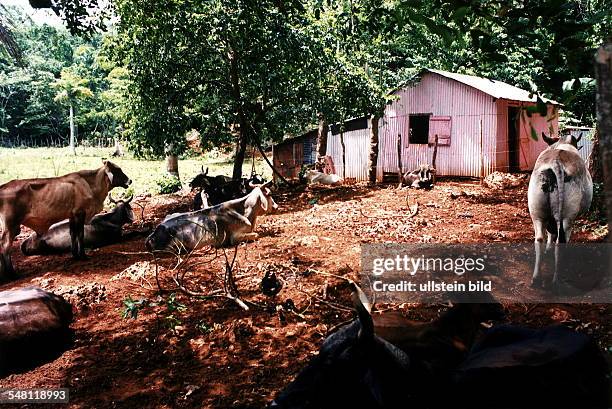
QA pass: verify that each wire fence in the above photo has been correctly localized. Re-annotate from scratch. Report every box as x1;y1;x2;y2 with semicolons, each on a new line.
0;135;115;149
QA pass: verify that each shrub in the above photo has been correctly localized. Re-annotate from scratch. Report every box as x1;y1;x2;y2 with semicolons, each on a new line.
156;174;182;194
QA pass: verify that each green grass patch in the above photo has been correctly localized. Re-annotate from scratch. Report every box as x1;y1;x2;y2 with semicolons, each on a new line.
0;147;271;197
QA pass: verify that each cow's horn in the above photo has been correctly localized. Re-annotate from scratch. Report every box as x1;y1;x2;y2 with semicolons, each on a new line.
124;193;134;203
542;132;558;145
248;181;257;189
108;193;118;204
351;283;374;341
571;134;582;147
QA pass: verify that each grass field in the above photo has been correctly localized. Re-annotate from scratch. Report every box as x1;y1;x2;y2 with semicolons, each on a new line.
0;147;271;196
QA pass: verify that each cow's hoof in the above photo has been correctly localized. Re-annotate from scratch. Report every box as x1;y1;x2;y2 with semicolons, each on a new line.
530;278;543;288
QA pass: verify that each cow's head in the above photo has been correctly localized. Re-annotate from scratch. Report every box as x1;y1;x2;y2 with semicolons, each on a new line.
108;193;135;225
542;132;582;152
270;284;417;409
247;173;267;186
189;167;213;190
145;224;173;253
103;160;132;189
248;181;278;214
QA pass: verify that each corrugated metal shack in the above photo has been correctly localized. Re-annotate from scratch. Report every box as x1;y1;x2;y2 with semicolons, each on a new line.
327;69;562;181
272;130;318;180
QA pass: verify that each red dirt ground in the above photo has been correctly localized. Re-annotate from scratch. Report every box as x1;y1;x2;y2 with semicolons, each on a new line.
0;179;609;408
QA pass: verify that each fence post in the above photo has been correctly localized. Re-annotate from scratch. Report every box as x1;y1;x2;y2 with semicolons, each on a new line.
479;119;484;185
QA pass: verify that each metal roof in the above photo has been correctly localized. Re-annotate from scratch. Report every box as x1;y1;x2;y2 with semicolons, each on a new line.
426;69;559;105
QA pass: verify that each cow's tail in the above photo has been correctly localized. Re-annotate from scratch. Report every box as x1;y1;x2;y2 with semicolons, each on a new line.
546;160;566;243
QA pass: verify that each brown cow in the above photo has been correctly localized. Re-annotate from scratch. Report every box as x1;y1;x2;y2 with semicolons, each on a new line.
0;160;131;282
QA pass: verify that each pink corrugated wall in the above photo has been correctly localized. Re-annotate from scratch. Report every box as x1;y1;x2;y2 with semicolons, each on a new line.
378;73;498;179
326;72;559;181
494;100;559;172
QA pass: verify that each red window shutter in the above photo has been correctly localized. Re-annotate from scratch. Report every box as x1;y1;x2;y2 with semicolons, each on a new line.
428;116;451;146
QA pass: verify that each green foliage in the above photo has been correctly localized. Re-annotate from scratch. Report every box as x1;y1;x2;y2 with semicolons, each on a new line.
121;296;148;319
111;0;385;162
3;0;608;156
0;7;129;147
121;292;189;331
155;173;182;194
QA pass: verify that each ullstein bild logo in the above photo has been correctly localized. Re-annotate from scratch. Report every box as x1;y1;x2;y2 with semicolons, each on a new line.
360;243;612;304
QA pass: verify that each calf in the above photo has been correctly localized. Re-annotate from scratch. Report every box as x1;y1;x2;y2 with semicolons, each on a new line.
0;160;131;282
528;133;592;287
0;287;73;375
304;170;342;186
403;164;435;189
147;181;277;253
20;194;135;255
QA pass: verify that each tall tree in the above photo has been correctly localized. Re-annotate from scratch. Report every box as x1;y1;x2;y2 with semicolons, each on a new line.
52;69;93;154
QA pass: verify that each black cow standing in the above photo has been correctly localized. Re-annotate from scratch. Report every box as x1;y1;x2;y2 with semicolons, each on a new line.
190;167;267;210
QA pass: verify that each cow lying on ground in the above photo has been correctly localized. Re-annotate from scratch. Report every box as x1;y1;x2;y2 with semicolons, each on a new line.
303;170;342;186
271;286;608;409
528;133;592;287
403;164;435;189
20;194;135;256
0;160;131;282
190;167;266;210
146;181;277;253
0;287;73;376
452;324;608;409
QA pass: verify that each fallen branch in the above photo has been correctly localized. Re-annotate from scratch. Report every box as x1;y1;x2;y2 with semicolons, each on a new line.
359;202;418;219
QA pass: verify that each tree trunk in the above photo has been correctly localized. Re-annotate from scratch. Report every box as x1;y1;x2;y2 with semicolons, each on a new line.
166;154;179;179
232;131;248;180
316;112;328;159
595;43;612;241
165;142;179;179
588;129;603;183
368;115;379;183
69;103;76;155
228;47;248;181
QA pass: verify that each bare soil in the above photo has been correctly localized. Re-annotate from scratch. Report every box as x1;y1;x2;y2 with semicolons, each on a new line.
0;179;609;408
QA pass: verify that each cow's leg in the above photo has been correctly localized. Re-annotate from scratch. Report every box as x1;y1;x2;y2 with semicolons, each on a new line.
552;219;573;286
229;232;258;246
75;211;86;259
531;220;546;287
69;217;78;258
545;219;557;251
0;225;17;283
69;214;87;260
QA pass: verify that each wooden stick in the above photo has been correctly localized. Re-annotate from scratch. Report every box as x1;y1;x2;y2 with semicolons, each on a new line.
432;134;438;184
479;119;485;185
397;133;403;188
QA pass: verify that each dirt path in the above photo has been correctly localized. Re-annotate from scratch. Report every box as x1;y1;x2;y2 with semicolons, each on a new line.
0;180;608;408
